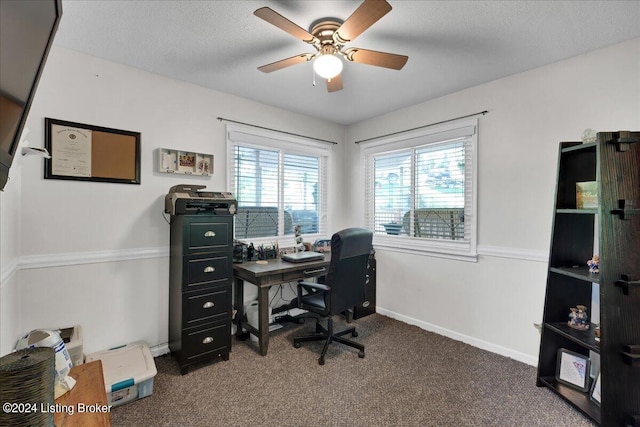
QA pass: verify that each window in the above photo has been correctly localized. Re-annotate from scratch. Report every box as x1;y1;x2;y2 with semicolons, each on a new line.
362;119;478;260
227;125;329;242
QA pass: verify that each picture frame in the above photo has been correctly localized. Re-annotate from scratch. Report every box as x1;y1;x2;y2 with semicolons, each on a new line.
555;348;591;392
44;118;141;184
590;372;601;405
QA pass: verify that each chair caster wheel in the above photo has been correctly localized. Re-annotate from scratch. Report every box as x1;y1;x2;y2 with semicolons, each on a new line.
294;342;301;348
358;350;365;358
318;357;325;365
352;331;358;337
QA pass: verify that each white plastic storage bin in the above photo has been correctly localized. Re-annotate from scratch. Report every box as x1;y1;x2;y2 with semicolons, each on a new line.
86;341;157;407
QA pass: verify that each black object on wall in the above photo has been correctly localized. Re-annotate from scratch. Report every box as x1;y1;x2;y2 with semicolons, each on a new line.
0;0;62;190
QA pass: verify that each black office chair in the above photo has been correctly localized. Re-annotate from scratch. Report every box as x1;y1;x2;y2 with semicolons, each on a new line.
293;227;373;365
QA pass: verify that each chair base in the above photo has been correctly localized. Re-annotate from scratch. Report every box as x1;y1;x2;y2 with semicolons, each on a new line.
293;316;365;365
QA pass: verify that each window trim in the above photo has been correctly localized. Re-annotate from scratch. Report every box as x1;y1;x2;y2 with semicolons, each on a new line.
361;118;478;262
226;123;331;247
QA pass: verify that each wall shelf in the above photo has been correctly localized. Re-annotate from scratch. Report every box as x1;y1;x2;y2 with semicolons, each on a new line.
158;148;213;176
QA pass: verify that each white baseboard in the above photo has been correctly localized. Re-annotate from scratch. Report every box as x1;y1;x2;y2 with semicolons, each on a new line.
376;307;538;366
149;343;170;358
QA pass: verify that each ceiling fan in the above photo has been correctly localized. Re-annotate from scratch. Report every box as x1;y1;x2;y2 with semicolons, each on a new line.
254;0;408;92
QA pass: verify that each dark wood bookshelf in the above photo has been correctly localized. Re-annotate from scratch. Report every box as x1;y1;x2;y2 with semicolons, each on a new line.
537;132;640;426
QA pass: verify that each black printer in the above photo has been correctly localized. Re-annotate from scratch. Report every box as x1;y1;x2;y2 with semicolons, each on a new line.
165;185;237;215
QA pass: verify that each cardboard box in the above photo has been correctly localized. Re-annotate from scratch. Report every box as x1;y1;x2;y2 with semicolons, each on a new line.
576;181;598;209
86;341;157;407
58;325;83;366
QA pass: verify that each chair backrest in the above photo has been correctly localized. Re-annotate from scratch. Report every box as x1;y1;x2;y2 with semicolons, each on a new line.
325;228;373;315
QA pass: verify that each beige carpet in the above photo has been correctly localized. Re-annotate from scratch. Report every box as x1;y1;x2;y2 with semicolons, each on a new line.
111;314;595;426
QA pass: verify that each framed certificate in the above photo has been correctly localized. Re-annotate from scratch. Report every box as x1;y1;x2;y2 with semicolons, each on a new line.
45;118;141;184
555;348;590;392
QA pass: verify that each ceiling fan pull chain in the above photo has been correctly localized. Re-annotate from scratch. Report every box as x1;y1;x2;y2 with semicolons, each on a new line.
312;66;316;87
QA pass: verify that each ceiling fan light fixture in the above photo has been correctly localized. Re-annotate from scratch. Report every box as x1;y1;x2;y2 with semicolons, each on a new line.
313;51;343;79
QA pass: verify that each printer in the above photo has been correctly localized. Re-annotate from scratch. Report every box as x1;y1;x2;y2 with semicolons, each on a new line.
165;185;237;216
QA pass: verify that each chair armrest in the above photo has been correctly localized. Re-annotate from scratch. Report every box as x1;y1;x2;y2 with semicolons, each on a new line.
297;281;330;307
298;281;330;292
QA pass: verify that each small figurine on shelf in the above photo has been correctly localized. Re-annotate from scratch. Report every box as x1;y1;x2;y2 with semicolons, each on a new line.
587;254;599;273
568;305;590;330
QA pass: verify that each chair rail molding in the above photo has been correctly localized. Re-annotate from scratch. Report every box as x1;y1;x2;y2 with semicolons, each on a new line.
476;245;547;263
0;258;19;289
18;246;169;270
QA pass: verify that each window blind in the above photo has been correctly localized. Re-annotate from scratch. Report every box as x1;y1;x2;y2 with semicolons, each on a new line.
361;118;478;259
227;125;329;240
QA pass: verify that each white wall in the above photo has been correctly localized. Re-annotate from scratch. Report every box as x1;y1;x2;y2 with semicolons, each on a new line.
0;142;25;355
0;46;346;356
346;38;640;364
2;38;638;363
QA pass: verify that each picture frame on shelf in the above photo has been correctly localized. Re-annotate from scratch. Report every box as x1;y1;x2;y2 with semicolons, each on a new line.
555;348;591;392
590;372;601;405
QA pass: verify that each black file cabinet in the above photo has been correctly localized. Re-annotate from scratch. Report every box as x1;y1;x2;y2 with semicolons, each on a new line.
169;213;233;374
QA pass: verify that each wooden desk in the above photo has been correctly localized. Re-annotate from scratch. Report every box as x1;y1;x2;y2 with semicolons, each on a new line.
233;255;330;356
53;360;111;427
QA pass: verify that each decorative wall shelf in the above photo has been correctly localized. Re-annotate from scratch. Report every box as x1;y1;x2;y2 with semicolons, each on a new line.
158;148;213;176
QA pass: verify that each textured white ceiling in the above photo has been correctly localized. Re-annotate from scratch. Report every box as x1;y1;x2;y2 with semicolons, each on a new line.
53;0;640;125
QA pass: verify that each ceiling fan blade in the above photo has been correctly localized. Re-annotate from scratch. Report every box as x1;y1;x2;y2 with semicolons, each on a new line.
326;74;343;92
258;53;314;73
254;7;318;44
344;47;408;70
334;0;392;44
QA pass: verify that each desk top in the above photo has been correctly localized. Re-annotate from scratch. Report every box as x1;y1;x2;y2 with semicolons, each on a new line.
53;360;111;427
233;254;330;278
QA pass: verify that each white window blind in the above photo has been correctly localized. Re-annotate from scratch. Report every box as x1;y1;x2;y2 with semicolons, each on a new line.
227;125;329;241
362;119;478;260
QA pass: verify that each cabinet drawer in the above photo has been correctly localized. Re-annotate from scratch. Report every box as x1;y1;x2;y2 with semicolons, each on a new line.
184;286;230;326
282;266;327;282
183;322;230;361
187;221;231;251
185;255;230;289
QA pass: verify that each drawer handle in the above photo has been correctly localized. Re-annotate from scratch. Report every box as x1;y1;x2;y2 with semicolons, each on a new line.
204;231;216;237
303;267;326;275
204;266;215;273
203;301;215;309
202;336;214;344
